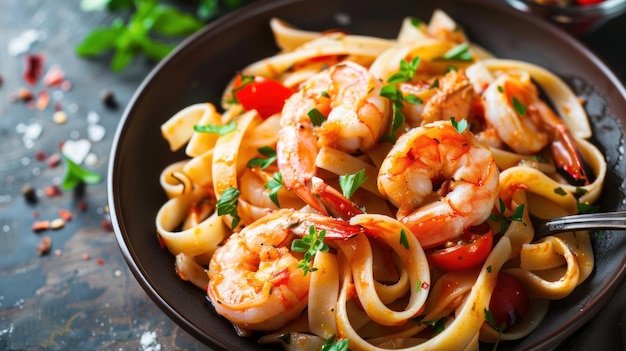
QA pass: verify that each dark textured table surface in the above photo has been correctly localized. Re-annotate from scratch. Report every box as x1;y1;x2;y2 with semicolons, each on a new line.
0;1;624;350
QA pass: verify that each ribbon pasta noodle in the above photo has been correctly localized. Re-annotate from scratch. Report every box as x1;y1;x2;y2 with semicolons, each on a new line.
156;9;606;350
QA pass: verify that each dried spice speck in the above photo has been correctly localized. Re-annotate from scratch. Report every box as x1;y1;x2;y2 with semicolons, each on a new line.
32;220;50;232
50;218;65;230
53;110;67;124
100;90;118;109
21;184;37;203
37;236;52;256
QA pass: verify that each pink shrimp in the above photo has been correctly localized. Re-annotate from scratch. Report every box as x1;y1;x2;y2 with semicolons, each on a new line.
377;120;499;248
276;61;391;214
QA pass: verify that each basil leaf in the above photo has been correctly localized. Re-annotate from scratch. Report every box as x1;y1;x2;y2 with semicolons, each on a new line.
75;25;125;56
61;153;102;190
152;7;204;36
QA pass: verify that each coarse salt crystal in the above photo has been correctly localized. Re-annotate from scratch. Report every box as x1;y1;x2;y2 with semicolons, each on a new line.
87;124;105;142
62;139;91;164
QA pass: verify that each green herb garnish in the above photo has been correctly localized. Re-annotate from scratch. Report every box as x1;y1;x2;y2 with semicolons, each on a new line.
76;0;205;72
247;146;277;169
307;107;326;127
488;199;526;234
450;117;468;133
512;97;527;116
440;42;473;61
387;57;421;84
265;172;283;207
291;225;329;276
485;308;506;351
339;169;367;199
399;229;409;249
61;153;102;190
321;335;349;351
193;120;237;135
217;187;240;229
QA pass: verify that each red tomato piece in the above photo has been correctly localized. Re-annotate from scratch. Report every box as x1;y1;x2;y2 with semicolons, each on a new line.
489;272;530;330
232;75;294;118
426;222;493;271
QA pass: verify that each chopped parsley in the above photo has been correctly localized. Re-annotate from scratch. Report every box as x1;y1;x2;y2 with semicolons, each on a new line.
339;169;367;199
61;153;102;190
265;172;283;207
484;308;506;351
247;146;277;169
307;107;326;127
512;97;527;116
440;42;473;61
554;187;567;196
291;225;329;276
216;187;241;229
450;117;468;133
387;57;421;84
228;74;255;104
193;120;236;135
399;229;409;249
488;198;525;234
321;335;349;351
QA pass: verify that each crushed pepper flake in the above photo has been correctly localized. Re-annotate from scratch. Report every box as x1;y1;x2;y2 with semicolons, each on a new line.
47;152;61;168
50;218;65;230
43;64;65;87
36;236;52;256
36;89;50;110
59;209;72;222
23;53;44;86
32;220;51;232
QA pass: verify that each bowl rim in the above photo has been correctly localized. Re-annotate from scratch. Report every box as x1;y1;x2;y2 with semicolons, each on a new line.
107;0;626;349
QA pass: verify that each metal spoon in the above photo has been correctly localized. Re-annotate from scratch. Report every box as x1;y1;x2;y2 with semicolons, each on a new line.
531;211;626;239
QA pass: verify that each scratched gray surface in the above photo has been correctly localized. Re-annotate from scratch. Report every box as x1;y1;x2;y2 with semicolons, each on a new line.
0;0;211;350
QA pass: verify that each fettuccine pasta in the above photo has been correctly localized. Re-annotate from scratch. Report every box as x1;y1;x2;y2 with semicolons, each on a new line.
156;9;605;350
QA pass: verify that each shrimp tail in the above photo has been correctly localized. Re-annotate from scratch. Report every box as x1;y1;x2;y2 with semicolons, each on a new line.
293;182;329;215
550;123;590;185
311;177;364;220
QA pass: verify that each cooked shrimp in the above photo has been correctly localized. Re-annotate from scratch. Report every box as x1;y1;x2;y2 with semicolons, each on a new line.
482;72;548;154
207;209;362;331
276;61;391;213
377;120;499;248
483;72;589;183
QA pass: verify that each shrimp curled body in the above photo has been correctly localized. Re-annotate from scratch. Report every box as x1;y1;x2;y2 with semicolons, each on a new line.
482;73;549;154
377;120;499;248
207;209;361;331
277;61;391;213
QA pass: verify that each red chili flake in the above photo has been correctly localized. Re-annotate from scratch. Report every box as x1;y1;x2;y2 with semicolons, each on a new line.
77;200;88;212
96;258;105;265
60;80;72;91
44;185;62;197
54;249;62;256
35;150;46;161
46;153;61;168
23;53;44;86
421;281;430;290
32;220;50;232
43;64;64;87
36;89;50;110
32;210;40;218
36;236;52;256
101;219;113;232
53;102;63;111
83;253;90;260
12;87;34;102
59;209;72;222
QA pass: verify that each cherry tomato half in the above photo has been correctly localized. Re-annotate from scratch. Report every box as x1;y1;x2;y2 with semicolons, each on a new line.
488;272;530;331
575;0;604;5
426;222;493;271
232;75;294;118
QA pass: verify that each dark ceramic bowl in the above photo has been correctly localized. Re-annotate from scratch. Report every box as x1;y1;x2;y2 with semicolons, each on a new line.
108;0;626;350
506;0;626;35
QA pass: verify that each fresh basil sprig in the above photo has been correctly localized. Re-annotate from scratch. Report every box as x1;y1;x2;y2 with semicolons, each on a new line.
61;153;102;190
77;0;214;72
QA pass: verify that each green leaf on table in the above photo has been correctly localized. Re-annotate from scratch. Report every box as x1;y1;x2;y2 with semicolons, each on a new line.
152;7;205;36
139;37;175;61
75;23;125;56
61;153;102;191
